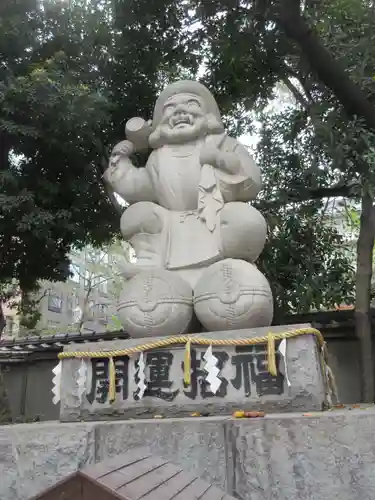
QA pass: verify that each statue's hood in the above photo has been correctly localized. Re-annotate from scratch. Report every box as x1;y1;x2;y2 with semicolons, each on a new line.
152;80;224;130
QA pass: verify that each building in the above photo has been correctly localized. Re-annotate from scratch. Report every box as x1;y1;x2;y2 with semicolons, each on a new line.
3;241;132;337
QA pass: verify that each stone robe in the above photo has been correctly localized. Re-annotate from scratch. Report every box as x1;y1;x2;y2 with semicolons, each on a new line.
107;133;261;271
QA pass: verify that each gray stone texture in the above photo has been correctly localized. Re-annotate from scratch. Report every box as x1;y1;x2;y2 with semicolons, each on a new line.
96;417;228;489
2;409;375;500
0;422;96;500
60;324;328;421
229;410;375;500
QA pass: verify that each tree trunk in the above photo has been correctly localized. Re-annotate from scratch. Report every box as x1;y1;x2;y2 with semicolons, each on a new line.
275;0;375;130
355;191;375;402
0;301;12;422
273;0;375;402
0;132;13;422
0;301;5;337
79;288;92;332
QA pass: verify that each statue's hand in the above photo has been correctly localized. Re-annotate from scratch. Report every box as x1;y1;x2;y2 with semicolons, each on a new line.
106;140;135;182
199;144;220;167
200;145;240;174
110;140;135;162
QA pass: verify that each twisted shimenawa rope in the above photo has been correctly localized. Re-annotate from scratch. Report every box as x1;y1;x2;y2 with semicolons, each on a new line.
58;328;326;403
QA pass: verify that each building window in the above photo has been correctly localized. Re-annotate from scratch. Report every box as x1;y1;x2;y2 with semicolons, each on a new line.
71;289;80;308
99;304;108;316
100;251;109;264
91;303;108;319
72;306;82;323
92;275;101;288
99;279;108;294
48;293;62;313
69;264;81;283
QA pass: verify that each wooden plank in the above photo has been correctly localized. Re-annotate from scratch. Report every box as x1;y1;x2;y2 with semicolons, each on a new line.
82;480;123;500
117;462;183;499
200;485;227;500
140;472;204;500
99;456;168;490
46;476;83;500
81;448;236;500
31;475;82;500
82;447;152;480
98;471;133;491
171;478;211;500
29;473;80;500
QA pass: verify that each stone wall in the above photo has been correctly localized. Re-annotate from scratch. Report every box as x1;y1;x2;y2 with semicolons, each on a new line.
2;409;375;500
1;360;58;422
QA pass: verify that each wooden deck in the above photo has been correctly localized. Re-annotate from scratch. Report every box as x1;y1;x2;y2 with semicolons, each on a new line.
31;447;232;500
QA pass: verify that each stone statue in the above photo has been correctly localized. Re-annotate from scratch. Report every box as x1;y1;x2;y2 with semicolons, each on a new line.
104;80;273;337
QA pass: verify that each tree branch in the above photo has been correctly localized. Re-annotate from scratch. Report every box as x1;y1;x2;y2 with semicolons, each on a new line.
274;0;375;130
296;182;360;200
71;262;86;281
282;76;311;108
266;52;316;107
34;288;48;305
258;181;360;211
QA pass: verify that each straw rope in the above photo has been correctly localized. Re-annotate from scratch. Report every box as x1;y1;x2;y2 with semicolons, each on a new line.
58;327;326;402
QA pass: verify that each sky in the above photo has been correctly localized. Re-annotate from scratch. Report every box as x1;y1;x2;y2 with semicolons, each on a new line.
239;82;296;151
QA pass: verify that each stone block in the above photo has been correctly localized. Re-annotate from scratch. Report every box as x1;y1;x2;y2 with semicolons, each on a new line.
59;324;328;422
229;410;375;500
0;421;95;500
2;410;375;500
95;417;229;490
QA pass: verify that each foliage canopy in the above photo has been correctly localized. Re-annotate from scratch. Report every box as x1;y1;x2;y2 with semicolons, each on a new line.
2;0;369;324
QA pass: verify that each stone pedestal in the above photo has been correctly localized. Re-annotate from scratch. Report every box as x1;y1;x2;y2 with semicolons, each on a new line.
4;409;375;500
59;324;328;422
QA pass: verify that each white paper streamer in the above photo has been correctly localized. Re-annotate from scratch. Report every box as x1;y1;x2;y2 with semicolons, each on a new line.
278;339;291;387
52;361;62;405
77;359;88;402
136;352;147;399
203;345;221;394
85;359;93;395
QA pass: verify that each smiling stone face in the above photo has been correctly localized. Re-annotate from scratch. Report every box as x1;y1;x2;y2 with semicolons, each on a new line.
148;82;225;149
149;92;209;145
162;93;205;131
